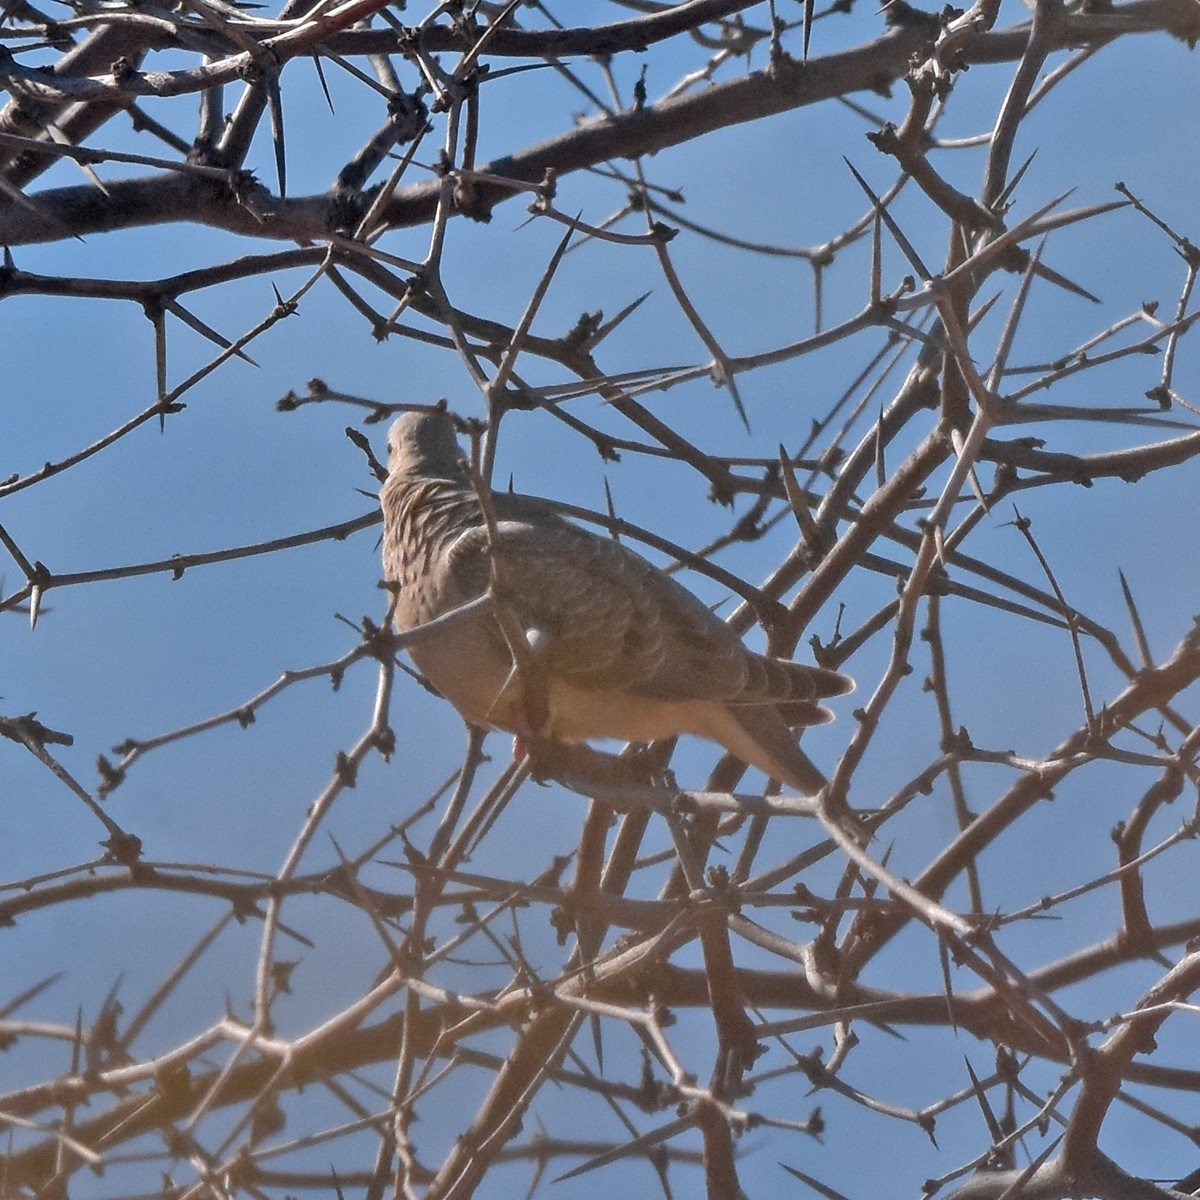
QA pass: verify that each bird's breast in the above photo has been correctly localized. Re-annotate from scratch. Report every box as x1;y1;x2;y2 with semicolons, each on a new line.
383;480;484;630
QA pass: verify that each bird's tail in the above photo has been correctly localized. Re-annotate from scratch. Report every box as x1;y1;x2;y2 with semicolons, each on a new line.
704;704;830;795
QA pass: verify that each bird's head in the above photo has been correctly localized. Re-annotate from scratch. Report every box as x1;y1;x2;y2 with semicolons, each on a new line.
386;409;468;481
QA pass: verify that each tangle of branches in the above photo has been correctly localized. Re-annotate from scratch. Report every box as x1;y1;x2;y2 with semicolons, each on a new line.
3;2;1200;1199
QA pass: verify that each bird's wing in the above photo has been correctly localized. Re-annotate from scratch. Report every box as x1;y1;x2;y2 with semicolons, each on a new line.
441;504;845;711
441;516;734;697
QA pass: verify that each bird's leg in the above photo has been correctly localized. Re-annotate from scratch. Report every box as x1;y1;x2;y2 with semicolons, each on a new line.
619;739;679;788
519;738;679;793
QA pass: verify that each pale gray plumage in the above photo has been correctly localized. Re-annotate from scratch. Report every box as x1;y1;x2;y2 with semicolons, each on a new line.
380;410;852;794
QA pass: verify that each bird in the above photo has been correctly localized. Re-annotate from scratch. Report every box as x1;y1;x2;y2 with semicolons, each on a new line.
380;409;853;794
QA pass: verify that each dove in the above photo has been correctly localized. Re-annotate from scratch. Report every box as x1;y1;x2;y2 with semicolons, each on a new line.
380;410;852;794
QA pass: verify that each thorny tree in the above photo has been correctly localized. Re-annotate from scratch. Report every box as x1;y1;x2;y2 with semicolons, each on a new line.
3;0;1200;1198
